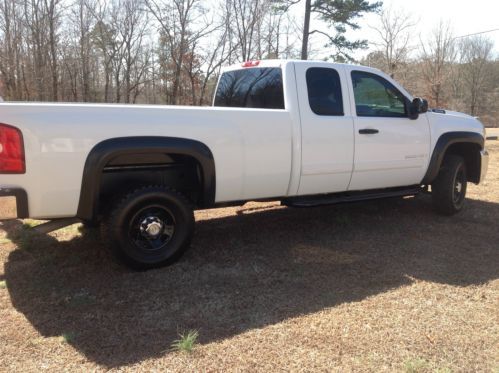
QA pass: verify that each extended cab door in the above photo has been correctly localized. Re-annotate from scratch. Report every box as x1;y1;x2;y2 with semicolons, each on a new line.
294;62;355;195
345;67;431;191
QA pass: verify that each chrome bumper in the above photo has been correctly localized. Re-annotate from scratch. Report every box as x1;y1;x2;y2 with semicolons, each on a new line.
479;150;489;184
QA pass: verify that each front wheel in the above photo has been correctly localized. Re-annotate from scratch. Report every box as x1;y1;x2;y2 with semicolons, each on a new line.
102;186;194;270
431;155;467;215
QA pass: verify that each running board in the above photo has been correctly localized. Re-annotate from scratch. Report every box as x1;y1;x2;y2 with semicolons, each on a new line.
282;186;422;208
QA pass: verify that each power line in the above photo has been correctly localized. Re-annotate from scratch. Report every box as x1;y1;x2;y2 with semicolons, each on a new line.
453;28;499;40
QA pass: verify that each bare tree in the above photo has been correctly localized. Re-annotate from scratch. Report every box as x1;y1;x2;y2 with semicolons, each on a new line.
370;7;416;78
0;0;497;132
420;21;456;107
458;36;494;116
90;1;122;102
67;0;95;101
146;0;210;104
0;0;25;99
22;0;48;100
117;0;149;103
192;3;236;105
227;0;265;61
44;0;61;101
0;0;303;104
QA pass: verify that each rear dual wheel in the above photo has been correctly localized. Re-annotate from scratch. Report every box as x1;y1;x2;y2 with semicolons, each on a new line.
102;186;194;270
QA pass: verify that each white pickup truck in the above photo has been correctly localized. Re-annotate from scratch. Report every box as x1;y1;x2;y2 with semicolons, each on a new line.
0;60;489;269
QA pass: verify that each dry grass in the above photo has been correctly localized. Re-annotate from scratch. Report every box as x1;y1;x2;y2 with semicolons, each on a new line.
1;142;498;372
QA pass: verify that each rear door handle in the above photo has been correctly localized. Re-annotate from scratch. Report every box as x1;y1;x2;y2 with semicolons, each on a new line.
359;128;379;135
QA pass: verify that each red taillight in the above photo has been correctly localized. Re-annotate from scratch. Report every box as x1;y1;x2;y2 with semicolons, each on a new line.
0;123;25;174
242;60;260;68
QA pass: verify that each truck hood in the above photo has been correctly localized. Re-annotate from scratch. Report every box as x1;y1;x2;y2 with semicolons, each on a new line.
426;109;485;137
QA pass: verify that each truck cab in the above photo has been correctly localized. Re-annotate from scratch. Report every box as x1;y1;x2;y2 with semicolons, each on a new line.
214;60;486;195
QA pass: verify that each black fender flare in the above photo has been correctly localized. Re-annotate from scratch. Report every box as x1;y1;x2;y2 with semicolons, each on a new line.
77;136;216;221
422;131;484;184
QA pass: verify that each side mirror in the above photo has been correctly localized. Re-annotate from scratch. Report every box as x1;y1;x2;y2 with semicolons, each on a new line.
408;98;428;120
420;99;428;113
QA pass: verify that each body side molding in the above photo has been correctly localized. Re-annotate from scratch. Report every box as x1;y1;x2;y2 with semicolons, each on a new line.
77;136;216;221
422;131;484;185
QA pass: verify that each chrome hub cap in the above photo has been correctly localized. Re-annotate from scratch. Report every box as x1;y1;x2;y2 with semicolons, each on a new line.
140;217;164;239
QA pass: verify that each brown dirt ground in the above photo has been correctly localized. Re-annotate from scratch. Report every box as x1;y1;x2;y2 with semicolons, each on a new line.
1;143;498;372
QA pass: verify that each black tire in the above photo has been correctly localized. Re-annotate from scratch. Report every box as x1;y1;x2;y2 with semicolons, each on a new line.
81;220;100;229
431;155;467;215
102;186;194;270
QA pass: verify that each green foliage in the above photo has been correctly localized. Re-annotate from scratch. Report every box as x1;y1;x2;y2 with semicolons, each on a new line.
22;219;42;228
0;280;6;289
17;226;35;251
61;332;76;344
404;357;429;373
171;330;199;353
13;220;44;251
11;220;44;251
312;0;383;61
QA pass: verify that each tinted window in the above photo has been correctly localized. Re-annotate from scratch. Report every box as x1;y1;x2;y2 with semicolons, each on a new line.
351;71;407;117
214;68;285;109
306;68;344;116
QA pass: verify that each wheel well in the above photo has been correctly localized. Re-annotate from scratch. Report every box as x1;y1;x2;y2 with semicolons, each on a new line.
445;142;481;183
77;137;216;223
97;153;203;219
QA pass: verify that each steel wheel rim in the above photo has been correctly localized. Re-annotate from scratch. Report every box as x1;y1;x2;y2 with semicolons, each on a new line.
453;167;465;205
128;204;176;252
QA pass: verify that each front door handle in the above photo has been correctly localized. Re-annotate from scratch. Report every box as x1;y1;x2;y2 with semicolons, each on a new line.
359;128;379;135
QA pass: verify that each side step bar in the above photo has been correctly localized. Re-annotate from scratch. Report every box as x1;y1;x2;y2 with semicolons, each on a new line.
282;186;422;208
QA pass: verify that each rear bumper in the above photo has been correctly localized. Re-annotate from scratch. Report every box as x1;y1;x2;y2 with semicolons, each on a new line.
0;188;28;219
479;150;489;184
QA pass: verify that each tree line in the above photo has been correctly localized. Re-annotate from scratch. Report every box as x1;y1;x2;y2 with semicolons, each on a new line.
365;9;499;127
0;0;497;126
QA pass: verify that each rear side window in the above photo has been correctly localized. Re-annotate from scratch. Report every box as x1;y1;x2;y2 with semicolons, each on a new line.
306;67;344;116
214;68;285;109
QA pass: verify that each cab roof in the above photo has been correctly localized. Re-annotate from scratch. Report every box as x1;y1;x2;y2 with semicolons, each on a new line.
221;59;382;74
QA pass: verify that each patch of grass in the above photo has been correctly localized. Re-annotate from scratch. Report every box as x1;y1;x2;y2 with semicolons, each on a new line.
404;357;429;373
0;237;11;245
171;330;199;353
17;227;35;251
22;219;43;228
0;280;6;289
60;332;76;344
14;221;49;251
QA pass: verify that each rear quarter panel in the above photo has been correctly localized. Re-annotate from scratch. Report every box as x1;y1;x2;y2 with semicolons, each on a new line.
0;103;292;218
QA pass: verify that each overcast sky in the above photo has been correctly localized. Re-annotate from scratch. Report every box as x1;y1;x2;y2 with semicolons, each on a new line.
292;0;499;59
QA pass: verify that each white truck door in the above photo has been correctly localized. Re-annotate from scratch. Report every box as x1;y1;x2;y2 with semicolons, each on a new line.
294;62;355;195
346;68;431;191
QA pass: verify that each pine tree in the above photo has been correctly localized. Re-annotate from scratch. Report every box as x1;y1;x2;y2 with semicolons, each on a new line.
276;0;382;60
